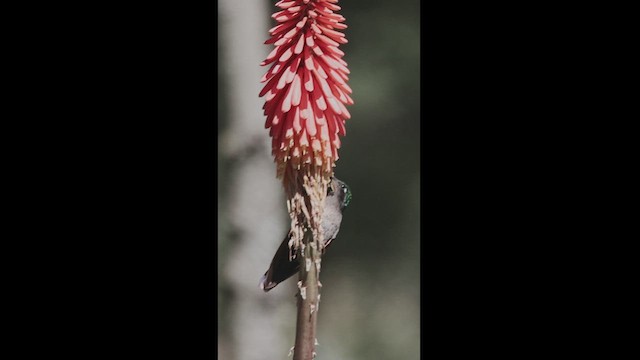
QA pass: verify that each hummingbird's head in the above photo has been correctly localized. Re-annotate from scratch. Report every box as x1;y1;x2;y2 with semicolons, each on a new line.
328;177;352;211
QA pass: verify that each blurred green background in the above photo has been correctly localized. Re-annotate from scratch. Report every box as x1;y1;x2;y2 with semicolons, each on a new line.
218;0;419;359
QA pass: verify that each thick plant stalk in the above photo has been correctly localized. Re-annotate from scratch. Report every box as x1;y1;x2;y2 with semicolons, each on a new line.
293;230;320;360
284;172;328;360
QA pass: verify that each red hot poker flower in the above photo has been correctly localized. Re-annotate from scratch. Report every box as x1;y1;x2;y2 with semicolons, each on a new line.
260;0;353;181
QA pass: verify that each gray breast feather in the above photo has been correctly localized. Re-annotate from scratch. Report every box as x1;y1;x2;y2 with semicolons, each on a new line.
321;195;343;245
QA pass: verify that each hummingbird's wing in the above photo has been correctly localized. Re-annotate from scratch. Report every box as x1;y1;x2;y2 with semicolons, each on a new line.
260;231;300;292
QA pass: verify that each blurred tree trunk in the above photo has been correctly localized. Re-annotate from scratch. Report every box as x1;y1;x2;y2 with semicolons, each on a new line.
218;1;293;360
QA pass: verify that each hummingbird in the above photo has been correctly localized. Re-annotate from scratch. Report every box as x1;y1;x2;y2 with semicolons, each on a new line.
260;177;352;292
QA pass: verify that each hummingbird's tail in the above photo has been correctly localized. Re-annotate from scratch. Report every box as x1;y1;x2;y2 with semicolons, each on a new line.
260;233;300;292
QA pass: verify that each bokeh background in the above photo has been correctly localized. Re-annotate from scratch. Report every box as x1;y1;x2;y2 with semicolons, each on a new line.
218;0;420;359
